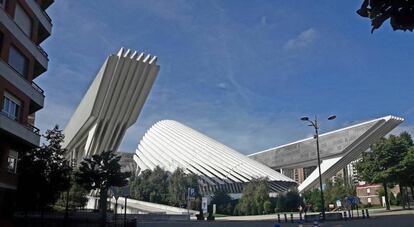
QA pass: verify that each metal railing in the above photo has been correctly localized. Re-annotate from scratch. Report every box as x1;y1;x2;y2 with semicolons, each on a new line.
0;111;40;135
1;59;45;95
31;81;45;94
2;8;49;60
26;122;41;135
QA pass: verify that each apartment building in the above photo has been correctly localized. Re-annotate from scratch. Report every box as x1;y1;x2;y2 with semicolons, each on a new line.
0;0;53;215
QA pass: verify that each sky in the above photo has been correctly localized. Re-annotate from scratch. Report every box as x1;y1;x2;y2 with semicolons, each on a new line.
36;0;414;155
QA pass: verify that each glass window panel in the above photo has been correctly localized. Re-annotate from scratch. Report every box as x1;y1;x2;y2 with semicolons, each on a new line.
8;46;28;77
14;3;32;37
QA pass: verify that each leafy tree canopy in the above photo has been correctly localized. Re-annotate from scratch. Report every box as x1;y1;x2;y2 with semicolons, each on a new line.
17;125;71;211
357;0;414;32
75;150;130;223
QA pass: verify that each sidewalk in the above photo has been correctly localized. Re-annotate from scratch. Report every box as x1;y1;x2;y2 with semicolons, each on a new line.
215;207;414;221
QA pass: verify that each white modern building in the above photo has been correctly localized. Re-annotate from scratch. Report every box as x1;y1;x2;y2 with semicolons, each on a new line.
63;48;160;162
248;115;404;192
134;116;403;194
134;120;298;194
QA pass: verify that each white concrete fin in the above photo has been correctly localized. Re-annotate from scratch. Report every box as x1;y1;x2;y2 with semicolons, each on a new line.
117;47;125;56
136;53;144;61
149;56;158;64
123;49;131;58
143;54;151;63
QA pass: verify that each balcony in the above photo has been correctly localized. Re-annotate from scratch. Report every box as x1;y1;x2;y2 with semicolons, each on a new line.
25;0;52;44
0;111;40;147
0;169;18;190
0;59;44;112
0;7;48;75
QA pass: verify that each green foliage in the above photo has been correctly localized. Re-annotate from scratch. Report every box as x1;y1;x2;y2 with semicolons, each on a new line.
75;150;130;223
263;200;272;214
17;125;71;211
303;189;322;212
55;180;88;209
274;189;303;213
324;177;355;207
168;168;198;207
236;178;269;215
211;190;233;215
357;0;414;32
130;167;168;204
355;132;414;209
75;151;130;191
130;167;199;208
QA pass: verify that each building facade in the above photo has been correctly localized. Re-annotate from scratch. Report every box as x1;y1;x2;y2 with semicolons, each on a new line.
63;48;160;163
249;116;403;192
134;120;297;195
0;0;53;216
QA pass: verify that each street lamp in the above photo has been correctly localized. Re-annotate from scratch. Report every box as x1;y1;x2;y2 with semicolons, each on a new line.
300;115;336;221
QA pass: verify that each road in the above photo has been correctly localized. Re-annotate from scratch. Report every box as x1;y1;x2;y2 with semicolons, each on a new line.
138;214;414;227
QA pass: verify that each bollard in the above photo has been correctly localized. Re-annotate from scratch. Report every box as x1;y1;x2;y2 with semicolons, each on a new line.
348;210;351;219
284;213;288;222
290;213;293;223
362;209;366;218
277;213;281;223
365;209;370;218
313;219;319;227
343;211;347;221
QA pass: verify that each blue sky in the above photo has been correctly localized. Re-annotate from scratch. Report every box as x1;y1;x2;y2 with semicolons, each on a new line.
36;0;414;155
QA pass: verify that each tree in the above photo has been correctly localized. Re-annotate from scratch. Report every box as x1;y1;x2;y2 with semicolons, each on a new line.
303;189;322;212
323;177;355;208
75;151;130;225
130;167;169;204
56;181;89;210
167;168;198;207
284;189;303;212
263;200;272;214
357;0;414;32
17;125;71;213
237;178;269;215
211;190;233;215
355;132;412;210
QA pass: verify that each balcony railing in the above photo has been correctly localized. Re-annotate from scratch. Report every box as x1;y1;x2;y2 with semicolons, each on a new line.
0;111;40;136
26;122;40;135
1;7;49;60
31;81;44;94
1;59;45;95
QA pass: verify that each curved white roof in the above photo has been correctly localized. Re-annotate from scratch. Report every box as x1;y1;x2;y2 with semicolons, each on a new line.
134;120;297;193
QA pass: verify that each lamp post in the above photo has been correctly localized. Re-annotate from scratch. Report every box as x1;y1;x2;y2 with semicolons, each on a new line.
300;115;336;221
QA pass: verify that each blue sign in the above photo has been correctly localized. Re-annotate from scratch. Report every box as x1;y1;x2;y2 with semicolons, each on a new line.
188;187;196;199
346;196;359;205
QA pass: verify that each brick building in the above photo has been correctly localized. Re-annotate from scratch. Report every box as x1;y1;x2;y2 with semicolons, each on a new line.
356;184;383;205
0;0;53;216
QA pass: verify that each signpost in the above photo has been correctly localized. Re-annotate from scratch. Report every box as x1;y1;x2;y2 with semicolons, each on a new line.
187;187;196;216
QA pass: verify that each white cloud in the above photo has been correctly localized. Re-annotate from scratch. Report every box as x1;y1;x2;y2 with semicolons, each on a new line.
217;82;227;89
284;28;318;51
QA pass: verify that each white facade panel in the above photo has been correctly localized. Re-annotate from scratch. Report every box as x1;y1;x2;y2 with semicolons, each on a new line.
63;48;160;162
134;120;297;194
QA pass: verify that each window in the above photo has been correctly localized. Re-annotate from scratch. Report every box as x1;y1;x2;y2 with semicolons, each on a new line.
2;92;21;121
367;197;372;203
14;3;32;37
7;150;18;173
0;0;6;9
8;46;28;77
367;188;371;194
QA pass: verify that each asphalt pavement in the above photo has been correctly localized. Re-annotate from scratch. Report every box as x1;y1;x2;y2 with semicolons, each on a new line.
138;214;414;227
